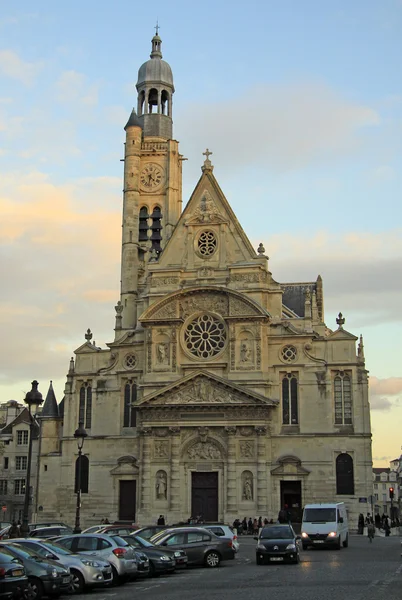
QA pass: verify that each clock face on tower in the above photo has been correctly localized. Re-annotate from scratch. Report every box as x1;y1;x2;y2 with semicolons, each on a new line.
140;163;164;191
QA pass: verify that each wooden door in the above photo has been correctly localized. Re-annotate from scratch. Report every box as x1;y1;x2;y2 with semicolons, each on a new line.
191;472;218;522
119;480;136;521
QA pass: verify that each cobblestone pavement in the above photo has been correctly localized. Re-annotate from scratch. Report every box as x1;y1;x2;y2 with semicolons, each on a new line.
71;534;402;600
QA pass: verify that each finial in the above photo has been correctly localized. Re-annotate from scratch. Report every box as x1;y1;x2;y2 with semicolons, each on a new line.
69;357;75;374
115;300;123;315
336;312;345;328
149;247;159;262
150;25;162;58
85;328;93;342
115;300;123;331
201;148;213;172
305;288;311;301
358;334;365;361
155;20;160;35
257;243;265;255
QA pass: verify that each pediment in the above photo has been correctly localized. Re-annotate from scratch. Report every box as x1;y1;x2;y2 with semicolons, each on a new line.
185;190;228;225
74;341;100;354
271;455;311;477
140;287;270;322
139;371;278;407
110;455;139;476
327;328;358;341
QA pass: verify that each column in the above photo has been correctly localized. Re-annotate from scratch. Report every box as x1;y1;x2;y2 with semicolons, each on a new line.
225;427;237;514
169;427;181;515
140;428;152;513
255;426;268;514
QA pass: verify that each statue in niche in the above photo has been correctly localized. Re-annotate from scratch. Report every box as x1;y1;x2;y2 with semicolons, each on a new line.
156;342;169;365
155;471;167;499
240;342;251;363
243;477;253;501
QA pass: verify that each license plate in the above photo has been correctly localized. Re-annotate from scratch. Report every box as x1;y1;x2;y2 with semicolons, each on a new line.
62;576;70;584
270;557;283;561
313;540;324;544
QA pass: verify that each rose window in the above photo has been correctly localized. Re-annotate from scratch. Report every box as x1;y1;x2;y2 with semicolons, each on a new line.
280;345;297;363
124;353;137;369
184;313;226;359
197;230;217;257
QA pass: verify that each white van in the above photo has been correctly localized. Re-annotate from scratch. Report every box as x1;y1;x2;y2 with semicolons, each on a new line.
301;503;349;549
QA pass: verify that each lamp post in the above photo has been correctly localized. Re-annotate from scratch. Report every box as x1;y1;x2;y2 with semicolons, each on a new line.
73;421;87;534
21;381;43;538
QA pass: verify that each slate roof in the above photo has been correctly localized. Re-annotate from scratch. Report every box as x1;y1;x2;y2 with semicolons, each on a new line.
41;381;59;418
124;108;142;130
281;282;316;317
0;407;40;439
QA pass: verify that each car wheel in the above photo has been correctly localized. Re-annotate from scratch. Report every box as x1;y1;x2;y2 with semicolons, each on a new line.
111;566;121;586
294;552;300;564
335;537;341;550
256;555;263;565
342;534;349;548
302;544;308;551
27;577;44;600
204;551;221;568
148;561;160;578
69;569;84;594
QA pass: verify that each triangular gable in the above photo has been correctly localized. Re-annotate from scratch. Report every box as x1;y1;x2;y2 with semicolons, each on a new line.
157;168;259;267
327;328;358;341
0;407;30;435
139;370;278;407
74;341;101;354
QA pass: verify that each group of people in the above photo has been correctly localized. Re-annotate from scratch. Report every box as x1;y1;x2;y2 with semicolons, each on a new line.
8;521;22;539
233;516;275;535
357;512;397;540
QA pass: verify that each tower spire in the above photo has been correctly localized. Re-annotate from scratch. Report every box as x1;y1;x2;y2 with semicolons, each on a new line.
150;25;162;59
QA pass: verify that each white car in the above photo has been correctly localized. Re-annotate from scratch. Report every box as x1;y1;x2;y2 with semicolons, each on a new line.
202;524;240;552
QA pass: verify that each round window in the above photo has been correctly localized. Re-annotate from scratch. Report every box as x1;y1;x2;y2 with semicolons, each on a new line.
183;313;227;359
124;353;137;369
197;230;217;258
280;345;297;363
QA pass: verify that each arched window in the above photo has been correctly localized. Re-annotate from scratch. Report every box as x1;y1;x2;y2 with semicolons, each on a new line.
75;455;89;494
150;206;162;253
161;90;169;115
334;371;352;424
124;381;137;428
148;88;158;113
79;383;92;429
139;206;149;242
282;373;298;425
336;453;354;495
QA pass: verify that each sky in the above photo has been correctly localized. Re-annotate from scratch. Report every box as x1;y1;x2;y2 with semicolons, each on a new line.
0;0;401;467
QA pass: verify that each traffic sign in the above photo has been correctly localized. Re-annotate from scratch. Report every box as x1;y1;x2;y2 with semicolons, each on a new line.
1;506;7;512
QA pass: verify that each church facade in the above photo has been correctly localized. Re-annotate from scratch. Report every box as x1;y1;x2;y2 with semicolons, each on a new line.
37;32;373;527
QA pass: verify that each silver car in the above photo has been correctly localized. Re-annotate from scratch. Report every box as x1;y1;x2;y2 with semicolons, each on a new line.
55;534;137;584
13;538;112;594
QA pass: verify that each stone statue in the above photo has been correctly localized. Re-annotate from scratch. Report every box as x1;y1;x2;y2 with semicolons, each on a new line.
156;343;169;365
156;471;167;499
243;478;253;501
240;342;251;362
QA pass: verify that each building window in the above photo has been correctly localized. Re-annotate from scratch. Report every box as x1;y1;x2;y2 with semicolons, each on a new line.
382;494;386;502
382;483;386;490
79;383;92;429
3;457;9;469
336;453;354;495
150;206;163;253
374;493;378;501
139;206;149;242
0;480;7;494
282;373;298;425
334;371;352;424
16;456;27;471
17;431;29;445
74;455;89;494
124;382;137;428
374;483;378;489
14;479;26;495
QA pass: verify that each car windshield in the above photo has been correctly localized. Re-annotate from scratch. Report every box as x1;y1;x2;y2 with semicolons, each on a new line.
42;541;73;555
303;508;336;522
149;530;170;544
130;536;154;548
110;536;129;547
260;527;293;540
4;543;40;559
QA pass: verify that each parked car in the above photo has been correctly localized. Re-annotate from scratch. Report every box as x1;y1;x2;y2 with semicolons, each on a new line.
121;535;179;575
30;526;73;539
0;526;10;541
0;541;71;599
201;524;240;553
134;526;167;541
128;533;188;569
97;524;139;536
13;538;112;594
149;527;235;568
54;533;137;585
132;549;150;578
81;525;105;534
29;522;70;532
0;547;29;600
255;524;301;565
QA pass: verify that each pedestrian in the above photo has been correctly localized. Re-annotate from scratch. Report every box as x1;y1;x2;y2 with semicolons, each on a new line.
242;517;247;534
375;513;381;529
384;517;390;537
263;518;269;525
253;518;258;535
247;517;253;534
258;516;262;529
104;518;110;524
157;514;165;526
9;522;20;539
365;513;372;526
358;513;364;535
278;507;287;524
367;521;375;543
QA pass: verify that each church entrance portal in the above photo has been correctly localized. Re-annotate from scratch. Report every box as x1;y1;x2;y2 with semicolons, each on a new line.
280;480;302;523
191;472;218;522
119;480;136;521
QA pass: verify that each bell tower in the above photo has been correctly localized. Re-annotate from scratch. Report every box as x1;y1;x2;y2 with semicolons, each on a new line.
120;30;183;329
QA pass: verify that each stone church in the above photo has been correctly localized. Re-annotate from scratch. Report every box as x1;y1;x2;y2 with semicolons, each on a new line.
37;31;373;527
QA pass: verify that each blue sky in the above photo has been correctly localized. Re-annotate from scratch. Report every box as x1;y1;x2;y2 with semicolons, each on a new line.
0;0;401;465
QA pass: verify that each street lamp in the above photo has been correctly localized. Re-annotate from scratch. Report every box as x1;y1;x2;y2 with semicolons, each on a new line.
21;381;43;538
73;421;87;534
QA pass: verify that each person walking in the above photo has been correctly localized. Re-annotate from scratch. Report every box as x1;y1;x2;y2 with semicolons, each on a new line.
247;517;253;535
358;513;364;535
9;522;20;539
157;515;165;526
367;521;375;543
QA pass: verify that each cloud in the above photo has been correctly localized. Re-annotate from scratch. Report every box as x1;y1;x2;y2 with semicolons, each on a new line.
369;376;402;411
370;397;393;411
176;82;380;173
0;49;42;86
55;70;99;106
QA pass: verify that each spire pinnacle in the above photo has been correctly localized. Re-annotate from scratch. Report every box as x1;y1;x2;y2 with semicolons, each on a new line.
202;148;213;172
150;25;162;59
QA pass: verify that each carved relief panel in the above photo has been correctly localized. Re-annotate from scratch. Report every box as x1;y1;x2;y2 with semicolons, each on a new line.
238;440;255;459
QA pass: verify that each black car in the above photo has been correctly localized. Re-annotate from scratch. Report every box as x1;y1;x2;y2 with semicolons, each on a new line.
150;527;235;568
0;542;71;599
0;547;29;600
255;524;301;565
134;526;167;541
122;535;181;575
